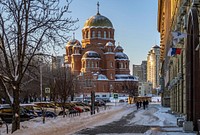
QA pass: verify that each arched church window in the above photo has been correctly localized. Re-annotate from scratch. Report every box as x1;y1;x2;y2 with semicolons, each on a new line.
97;61;99;67
86;31;88;38
120;63;123;69
117;62;119;68
98;31;101;38
110;31;113;39
88;31;90;38
87;61;90;68
108;47;112;52
92;31;95;38
69;49;72;54
104;31;107;38
110;73;113;79
110;62;113;68
125;63;128;68
94;62;97;67
108;31;110;38
91;61;94;68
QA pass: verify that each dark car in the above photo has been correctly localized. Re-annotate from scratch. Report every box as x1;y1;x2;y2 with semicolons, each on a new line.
35;110;57;118
0;106;36;123
94;100;106;106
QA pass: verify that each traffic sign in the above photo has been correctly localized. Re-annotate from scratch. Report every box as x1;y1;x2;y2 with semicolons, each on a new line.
113;93;118;99
45;88;50;93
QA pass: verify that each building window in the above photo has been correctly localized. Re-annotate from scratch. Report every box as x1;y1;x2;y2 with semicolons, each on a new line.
87;61;90;68
104;31;106;38
102;95;106;97
117;62;120;68
110;62;113;67
91;61;94;68
88;31;90;38
92;31;95;38
97;62;99;67
86;31;88;38
98;31;101;38
108;31;110;38
69;49;72;54
120;63;123;68
125;63;128;68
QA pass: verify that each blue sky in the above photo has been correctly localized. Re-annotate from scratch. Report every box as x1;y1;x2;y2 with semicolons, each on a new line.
63;0;160;73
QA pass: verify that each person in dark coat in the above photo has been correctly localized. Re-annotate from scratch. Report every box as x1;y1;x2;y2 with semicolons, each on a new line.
143;100;146;110
136;101;139;110
139;101;142;108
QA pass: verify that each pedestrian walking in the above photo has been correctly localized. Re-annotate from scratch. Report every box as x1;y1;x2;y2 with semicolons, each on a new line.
143;100;146;110
145;100;149;108
139;101;142;108
136;101;139;110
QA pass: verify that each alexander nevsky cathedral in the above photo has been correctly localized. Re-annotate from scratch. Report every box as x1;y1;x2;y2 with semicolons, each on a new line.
65;4;138;101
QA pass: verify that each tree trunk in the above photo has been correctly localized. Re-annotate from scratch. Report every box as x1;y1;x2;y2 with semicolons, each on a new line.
12;85;20;133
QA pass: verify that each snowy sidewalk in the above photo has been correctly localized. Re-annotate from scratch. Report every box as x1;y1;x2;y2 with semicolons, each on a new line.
0;103;198;135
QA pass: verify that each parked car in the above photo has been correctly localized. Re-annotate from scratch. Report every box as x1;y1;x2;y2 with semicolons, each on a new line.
20;103;56;118
33;102;61;116
94;100;106;107
0;104;36;123
35;110;57;118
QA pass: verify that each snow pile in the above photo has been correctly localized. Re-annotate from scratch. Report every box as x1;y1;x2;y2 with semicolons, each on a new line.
0;103;133;135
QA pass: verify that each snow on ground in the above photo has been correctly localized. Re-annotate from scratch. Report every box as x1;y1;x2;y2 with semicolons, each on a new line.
130;104;177;126
0;102;197;135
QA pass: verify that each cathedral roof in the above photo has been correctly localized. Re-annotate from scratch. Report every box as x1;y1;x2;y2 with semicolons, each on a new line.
105;41;114;46
82;51;100;59
114;45;123;52
115;52;129;60
83;13;113;28
152;45;160;48
66;39;81;47
97;74;108;80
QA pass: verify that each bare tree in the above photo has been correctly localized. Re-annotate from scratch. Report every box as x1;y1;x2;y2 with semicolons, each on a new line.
55;65;75;117
123;81;139;97
0;0;78;132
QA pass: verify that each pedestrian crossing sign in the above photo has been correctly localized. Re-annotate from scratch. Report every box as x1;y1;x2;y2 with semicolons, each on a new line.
113;93;118;99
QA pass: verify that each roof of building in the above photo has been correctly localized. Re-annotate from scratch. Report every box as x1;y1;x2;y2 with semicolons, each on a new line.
97;74;108;80
105;41;114;47
115;74;138;81
152;45;160;48
66;39;81;47
82;51;101;59
115;52;129;60
83;13;113;28
114;45;123;52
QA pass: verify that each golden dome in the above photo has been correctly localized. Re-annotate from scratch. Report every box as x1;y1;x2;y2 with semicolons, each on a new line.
84;13;113;28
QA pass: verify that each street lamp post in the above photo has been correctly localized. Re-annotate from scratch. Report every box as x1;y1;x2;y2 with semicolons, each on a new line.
91;74;98;115
40;64;43;102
